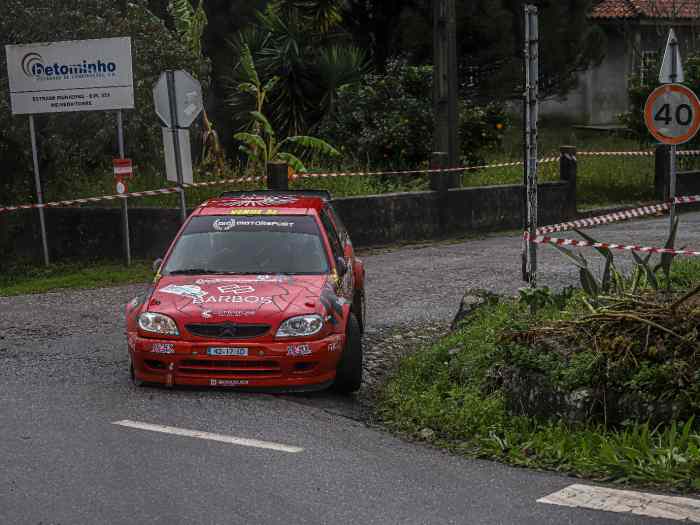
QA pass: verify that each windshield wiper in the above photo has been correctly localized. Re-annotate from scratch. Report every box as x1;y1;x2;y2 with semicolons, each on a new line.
167;268;215;275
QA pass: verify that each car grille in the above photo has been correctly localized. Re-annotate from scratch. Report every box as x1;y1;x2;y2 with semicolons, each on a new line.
185;322;270;339
178;359;281;376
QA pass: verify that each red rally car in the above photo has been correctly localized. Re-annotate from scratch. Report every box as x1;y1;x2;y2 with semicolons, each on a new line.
125;190;366;393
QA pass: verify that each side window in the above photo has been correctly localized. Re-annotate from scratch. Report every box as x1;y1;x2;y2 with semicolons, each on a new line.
320;209;343;260
327;206;349;245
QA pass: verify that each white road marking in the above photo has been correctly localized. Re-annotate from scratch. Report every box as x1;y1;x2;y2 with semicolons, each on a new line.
539;484;700;522
113;420;304;453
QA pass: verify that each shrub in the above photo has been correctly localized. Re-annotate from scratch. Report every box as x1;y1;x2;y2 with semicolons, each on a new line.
317;60;507;170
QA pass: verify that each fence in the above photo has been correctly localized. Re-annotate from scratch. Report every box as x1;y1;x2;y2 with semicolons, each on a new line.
0;146;696;265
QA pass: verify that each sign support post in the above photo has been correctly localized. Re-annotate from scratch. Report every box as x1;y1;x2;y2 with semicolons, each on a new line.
166;70;187;224
117;110;131;266
28;115;50;267
523;4;539;289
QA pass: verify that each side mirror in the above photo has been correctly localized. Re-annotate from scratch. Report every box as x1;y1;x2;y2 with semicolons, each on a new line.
152;258;163;273
336;257;347;276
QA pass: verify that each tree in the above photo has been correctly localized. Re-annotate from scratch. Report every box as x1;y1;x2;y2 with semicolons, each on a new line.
226;0;368;138
343;0;605;100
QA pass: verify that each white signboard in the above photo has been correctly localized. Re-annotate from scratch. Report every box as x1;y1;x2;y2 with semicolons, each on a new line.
153;70;203;128
5;37;134;115
163;128;193;184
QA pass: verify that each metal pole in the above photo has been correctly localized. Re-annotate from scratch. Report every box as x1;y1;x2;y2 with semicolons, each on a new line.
29;115;50;266
670;144;677;227
117;110;131;266
523;5;539;288
167;70;187;223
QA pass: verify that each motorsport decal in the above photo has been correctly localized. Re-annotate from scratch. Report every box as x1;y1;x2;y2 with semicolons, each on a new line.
151;343;175;354
222;195;299;207
214;217;295;230
287;344;312;357
213;218;236;231
160;284;207;299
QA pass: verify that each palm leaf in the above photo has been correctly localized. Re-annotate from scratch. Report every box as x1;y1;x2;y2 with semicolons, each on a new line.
238;43;260;88
552;243;588;269
275;152;307;173
281;135;340;157
234;132;267;159
250;111;274;136
573;228;615;292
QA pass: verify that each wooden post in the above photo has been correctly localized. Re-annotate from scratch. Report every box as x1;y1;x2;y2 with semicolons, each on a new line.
559;146;577;219
655;144;671;201
431;152;449;234
433;0;459;188
267;162;289;190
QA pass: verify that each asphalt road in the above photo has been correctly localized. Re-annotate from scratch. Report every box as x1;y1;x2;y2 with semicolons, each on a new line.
2;211;700;525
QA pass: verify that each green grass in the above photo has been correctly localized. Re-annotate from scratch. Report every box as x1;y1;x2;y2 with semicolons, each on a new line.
378;261;700;491
0;259;153;296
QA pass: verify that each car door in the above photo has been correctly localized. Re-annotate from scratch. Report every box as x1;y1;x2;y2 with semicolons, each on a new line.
320;206;354;300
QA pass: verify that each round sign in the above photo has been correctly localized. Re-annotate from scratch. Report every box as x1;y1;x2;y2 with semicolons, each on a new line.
116;181;127;194
644;83;700;145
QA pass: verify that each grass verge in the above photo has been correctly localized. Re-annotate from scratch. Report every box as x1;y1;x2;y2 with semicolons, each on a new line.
0;259;153;296
378;259;700;492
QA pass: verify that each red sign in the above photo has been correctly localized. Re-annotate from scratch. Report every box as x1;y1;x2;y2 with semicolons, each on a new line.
644;84;700;145
113;158;133;178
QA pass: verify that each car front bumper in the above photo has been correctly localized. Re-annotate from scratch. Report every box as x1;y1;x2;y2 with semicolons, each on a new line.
128;333;345;390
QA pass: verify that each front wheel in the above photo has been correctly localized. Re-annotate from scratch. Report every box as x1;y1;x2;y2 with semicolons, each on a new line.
334;314;363;393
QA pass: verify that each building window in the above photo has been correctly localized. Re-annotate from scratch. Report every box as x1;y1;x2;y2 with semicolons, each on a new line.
640;50;659;85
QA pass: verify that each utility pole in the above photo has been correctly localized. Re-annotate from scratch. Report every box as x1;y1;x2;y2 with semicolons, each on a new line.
433;0;459;187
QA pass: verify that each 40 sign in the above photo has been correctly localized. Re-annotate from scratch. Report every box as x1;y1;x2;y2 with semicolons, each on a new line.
644;84;700;145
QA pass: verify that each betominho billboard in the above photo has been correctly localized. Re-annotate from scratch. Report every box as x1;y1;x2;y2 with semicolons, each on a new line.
5;37;134;115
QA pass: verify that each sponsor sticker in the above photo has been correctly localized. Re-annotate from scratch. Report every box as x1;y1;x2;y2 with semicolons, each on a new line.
328;341;339;353
151;343;175;354
223;195;298;207
229;209;280;215
201;309;256;319
192;295;272;305
213;218;236;231
207;347;248;357
217;284;255;294
287;344;312;357
210;379;249;386
160;284;207;299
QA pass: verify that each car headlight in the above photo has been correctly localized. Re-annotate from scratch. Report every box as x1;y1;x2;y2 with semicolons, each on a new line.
138;312;180;336
276;314;324;338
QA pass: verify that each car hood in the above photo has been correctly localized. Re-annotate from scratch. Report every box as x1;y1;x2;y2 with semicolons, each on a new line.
147;274;331;326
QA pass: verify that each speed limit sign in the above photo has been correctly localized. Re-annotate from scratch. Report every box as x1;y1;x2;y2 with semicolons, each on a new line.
644;83;700;145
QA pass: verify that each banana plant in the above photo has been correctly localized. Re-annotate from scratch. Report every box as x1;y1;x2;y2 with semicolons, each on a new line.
232;44;340;173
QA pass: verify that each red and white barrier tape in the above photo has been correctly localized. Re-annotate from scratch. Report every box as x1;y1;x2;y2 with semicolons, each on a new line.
577;149;700;157
0;176;264;214
292;156;561;180
525;231;700;257
528;194;700;257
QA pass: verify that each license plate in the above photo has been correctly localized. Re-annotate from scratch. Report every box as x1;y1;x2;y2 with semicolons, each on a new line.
207;347;248;357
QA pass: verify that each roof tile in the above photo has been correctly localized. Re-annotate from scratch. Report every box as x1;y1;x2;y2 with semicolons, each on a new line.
591;0;700;19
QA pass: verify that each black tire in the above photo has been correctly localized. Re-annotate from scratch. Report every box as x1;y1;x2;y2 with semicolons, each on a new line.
334;314;363;393
130;360;145;387
353;290;366;334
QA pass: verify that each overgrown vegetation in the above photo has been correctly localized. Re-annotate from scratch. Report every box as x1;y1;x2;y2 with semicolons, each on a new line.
379;257;700;491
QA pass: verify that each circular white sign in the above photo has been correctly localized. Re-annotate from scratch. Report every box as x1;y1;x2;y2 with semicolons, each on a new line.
116;181;126;194
644;84;700;145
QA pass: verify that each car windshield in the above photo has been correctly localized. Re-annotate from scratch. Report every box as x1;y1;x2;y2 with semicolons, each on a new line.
163;214;330;275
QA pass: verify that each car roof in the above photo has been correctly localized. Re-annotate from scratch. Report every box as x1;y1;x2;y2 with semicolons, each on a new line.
195;191;328;216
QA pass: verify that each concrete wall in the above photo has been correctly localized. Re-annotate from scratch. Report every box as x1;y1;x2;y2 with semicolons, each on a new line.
0;181;574;265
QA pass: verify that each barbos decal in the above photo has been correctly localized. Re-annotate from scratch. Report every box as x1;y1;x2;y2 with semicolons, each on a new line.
192;295;273;305
151;343;175;354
